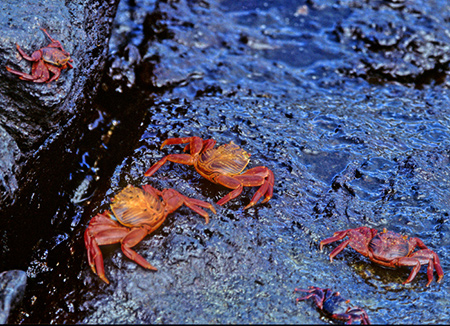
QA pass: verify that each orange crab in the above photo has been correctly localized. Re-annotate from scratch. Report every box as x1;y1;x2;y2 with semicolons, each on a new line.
320;226;444;286
84;184;215;284
6;28;73;83
144;136;274;209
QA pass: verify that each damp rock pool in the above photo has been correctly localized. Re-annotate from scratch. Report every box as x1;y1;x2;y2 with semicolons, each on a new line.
8;0;450;324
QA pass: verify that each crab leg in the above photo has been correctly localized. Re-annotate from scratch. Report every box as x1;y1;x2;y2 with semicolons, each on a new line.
397;249;444;286
142;184;215;223
41;28;71;55
32;61;50;82
260;169;274;203
330;313;354;324
181;196;216;224
6;58;48;82
296;293;322;306
141;184;161;196
84;212;132;284
430;251;444;283
320;230;351;251
320;227;378;252
345;307;371;325
6;62;39;80
144;184;215;222
295;287;326;308
213;174;243;206
183;139;216;153
144;154;195;177
6;44;48;81
370;256;434;286
144;137;205;177
327;239;351;262
332;309;370;325
244;180;269;209
46;63;62;82
120;227;158;271
218;188;243;206
234;167;274;209
160;136;205;154
408;237;430;250
386;257;423;285
6;66;35;80
15;44;42;61
213;167;274;209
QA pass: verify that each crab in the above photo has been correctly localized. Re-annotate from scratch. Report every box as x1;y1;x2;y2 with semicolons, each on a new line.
84;184;216;284
6;28;73;83
295;286;370;325
320;226;444;286
144;136;274;209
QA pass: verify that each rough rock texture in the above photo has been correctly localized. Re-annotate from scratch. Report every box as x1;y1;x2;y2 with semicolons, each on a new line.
0;0;119;207
0;0;120;267
328;0;450;86
0;270;26;324
4;0;450;324
0;0;120;320
75;0;450;323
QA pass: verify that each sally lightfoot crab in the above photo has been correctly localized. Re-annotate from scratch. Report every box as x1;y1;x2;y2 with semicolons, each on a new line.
320;226;444;286
295;286;370;324
6;28;73;83
144;136;274;209
84;184;215;284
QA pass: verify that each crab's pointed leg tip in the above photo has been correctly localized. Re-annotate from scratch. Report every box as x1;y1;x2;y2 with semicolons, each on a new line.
89;265;97;274
244;203;255;210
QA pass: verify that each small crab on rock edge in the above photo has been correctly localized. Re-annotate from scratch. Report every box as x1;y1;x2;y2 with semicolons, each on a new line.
6;28;73;83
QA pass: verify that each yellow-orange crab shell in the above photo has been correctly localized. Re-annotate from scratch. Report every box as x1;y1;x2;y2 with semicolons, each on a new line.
84;184;215;284
110;185;164;228
144;136;274;209
41;47;72;67
195;141;251;182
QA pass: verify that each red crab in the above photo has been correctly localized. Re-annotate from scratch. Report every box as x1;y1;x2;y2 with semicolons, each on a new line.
144;136;274;209
6;28;73;83
295;286;370;324
84;184;215;284
320;226;444;286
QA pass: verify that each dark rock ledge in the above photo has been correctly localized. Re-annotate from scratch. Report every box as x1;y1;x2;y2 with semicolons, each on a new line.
0;0;120;321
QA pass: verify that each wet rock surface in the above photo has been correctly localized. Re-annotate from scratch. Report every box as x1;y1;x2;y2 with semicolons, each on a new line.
332;0;450;86
0;0;119;205
0;0;119;267
3;0;450;324
0;0;119;321
0;270;26;324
